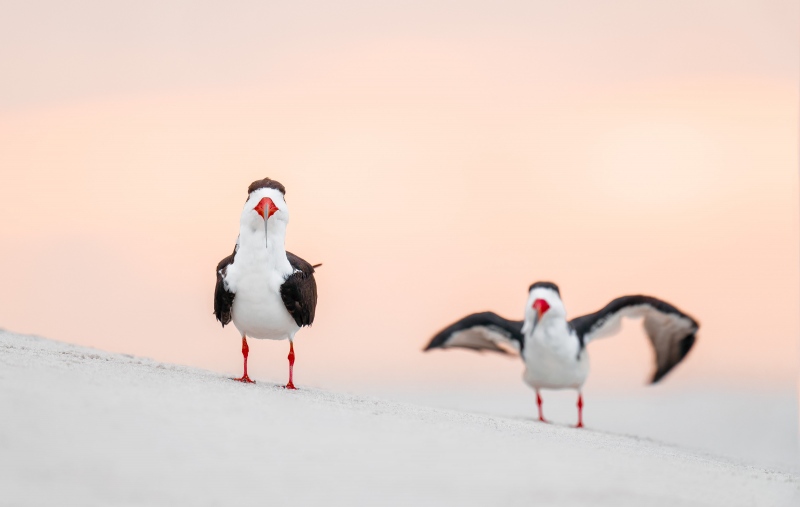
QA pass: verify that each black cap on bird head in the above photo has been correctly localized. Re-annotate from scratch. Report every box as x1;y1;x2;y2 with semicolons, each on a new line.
528;281;560;295
247;178;286;196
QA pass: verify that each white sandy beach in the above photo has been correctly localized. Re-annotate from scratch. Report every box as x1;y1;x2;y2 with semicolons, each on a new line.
0;330;797;507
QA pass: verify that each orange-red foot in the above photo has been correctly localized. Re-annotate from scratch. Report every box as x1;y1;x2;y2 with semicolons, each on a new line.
538;417;550;424
575;422;584;429
233;375;255;383
284;381;297;390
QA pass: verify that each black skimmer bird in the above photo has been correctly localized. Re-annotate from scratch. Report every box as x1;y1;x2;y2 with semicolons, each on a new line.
214;178;319;389
424;282;698;427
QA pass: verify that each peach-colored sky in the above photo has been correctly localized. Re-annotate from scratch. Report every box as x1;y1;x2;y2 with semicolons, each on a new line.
1;1;798;392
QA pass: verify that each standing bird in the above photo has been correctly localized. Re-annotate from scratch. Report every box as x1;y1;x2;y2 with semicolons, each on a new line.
214;178;319;389
424;282;697;427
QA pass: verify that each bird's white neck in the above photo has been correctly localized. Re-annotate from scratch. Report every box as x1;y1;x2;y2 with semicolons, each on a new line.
236;218;292;274
524;316;579;357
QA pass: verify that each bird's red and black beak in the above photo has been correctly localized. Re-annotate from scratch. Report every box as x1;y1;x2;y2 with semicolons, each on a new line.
254;197;279;219
529;298;550;332
254;197;279;249
533;299;550;319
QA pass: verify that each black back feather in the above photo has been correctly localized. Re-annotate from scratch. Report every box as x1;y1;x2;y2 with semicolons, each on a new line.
213;245;237;326
280;252;318;327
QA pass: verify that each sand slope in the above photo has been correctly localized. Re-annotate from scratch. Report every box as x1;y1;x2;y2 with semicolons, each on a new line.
0;331;797;507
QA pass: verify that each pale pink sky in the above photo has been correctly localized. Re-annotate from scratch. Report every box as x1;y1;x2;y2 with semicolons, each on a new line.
1;1;798;392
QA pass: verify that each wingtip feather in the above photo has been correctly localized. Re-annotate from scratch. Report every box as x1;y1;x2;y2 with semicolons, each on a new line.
649;332;697;384
423;338;444;352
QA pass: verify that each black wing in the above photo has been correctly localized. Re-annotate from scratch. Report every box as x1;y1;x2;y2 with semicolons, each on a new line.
213;245;237;327
280;252;318;327
569;295;699;383
424;312;525;355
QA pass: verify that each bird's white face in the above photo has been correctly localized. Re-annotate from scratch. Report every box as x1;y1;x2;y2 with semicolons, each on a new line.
522;286;566;336
241;188;289;231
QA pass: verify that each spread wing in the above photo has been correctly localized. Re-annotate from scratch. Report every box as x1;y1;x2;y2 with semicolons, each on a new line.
569;295;698;383
280;252;318;327
213;245;237;327
424;312;525;355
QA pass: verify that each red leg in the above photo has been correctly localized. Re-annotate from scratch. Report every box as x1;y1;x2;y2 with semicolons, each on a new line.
233;336;255;383
536;390;548;423
284;341;297;390
575;392;584;428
